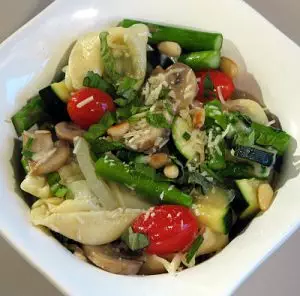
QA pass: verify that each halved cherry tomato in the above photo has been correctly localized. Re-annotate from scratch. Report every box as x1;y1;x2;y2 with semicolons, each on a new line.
132;205;198;255
196;70;235;102
67;88;115;129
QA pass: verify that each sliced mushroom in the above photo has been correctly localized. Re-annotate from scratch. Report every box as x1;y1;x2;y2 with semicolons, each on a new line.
123;118;170;153
31;140;71;175
224;99;268;125
83;244;143;275
23;130;54;153
165;63;198;109
55;122;85;142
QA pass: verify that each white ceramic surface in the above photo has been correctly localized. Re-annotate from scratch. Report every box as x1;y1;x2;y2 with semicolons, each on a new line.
0;0;299;295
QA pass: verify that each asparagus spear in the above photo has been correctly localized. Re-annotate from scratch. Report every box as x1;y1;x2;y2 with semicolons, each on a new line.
11;95;47;136
178;51;220;71
119;19;223;51
95;156;193;207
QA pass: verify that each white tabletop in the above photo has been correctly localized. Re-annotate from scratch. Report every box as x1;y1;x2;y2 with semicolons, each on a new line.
0;1;299;295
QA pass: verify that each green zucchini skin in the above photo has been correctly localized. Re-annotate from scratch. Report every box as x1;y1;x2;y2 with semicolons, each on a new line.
234;145;276;167
119;19;223;51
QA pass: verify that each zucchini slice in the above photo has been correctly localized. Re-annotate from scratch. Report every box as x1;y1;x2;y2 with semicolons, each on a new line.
234;145;276;167
51;81;70;102
172;116;206;161
192;187;233;234
235;178;262;219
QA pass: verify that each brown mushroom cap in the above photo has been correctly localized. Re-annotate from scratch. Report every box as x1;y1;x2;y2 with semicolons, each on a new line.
165;63;198;109
23;130;54;153
31;140;71;176
55;122;85;142
83;244;143;275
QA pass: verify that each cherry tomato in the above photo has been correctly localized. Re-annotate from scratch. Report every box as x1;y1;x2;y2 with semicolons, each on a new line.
132;205;198;255
196;70;235;102
67;88;115;129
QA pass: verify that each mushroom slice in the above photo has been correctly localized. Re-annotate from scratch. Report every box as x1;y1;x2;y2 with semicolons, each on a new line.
23;130;54;153
224;99;268;125
123;117;170;153
165;63;198;109
83;244;143;275
55;122;85;142
31;140;71;175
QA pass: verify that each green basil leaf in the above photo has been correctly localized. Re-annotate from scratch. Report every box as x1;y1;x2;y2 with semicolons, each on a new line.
188;171;213;195
252;122;291;155
84;112;116;143
114;98;128;107
186;235;204;263
83;71;115;96
204;100;228;130
234;130;255;146
121;227;149;251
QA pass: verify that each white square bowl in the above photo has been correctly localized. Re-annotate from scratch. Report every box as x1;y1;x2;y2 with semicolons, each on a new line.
0;0;299;295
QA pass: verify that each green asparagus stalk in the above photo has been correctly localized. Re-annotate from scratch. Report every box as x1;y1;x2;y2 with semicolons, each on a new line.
95;156;193;207
178;51;221;71
11;95;47;136
119;19;223;51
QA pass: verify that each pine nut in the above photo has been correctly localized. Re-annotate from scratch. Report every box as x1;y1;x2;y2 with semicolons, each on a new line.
258;183;274;211
164;164;179;179
149;153;169;169
158;41;182;57
220;57;238;79
192;108;205;129
107;122;129;139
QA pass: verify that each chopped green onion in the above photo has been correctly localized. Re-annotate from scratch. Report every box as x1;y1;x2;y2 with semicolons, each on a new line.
47;172;61;186
186;235;204;263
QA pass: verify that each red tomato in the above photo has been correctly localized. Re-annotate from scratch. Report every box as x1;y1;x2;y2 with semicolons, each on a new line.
67;88;115;129
132;205;198;255
196;70;235;102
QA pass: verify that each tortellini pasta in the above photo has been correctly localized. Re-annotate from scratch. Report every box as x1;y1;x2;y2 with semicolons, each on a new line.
20;175;50;199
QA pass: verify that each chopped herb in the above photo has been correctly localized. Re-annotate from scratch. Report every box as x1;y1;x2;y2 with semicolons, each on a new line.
83;71;115;96
182;132;191;141
121;227;149;251
186;235;204;263
22;137;34;159
55;186;69;198
203;73;214;91
116;77;139;102
50;183;69;198
84;112;116;143
146;112;171;128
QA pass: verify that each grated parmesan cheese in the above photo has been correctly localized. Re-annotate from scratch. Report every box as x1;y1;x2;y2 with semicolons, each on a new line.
76;96;94;108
